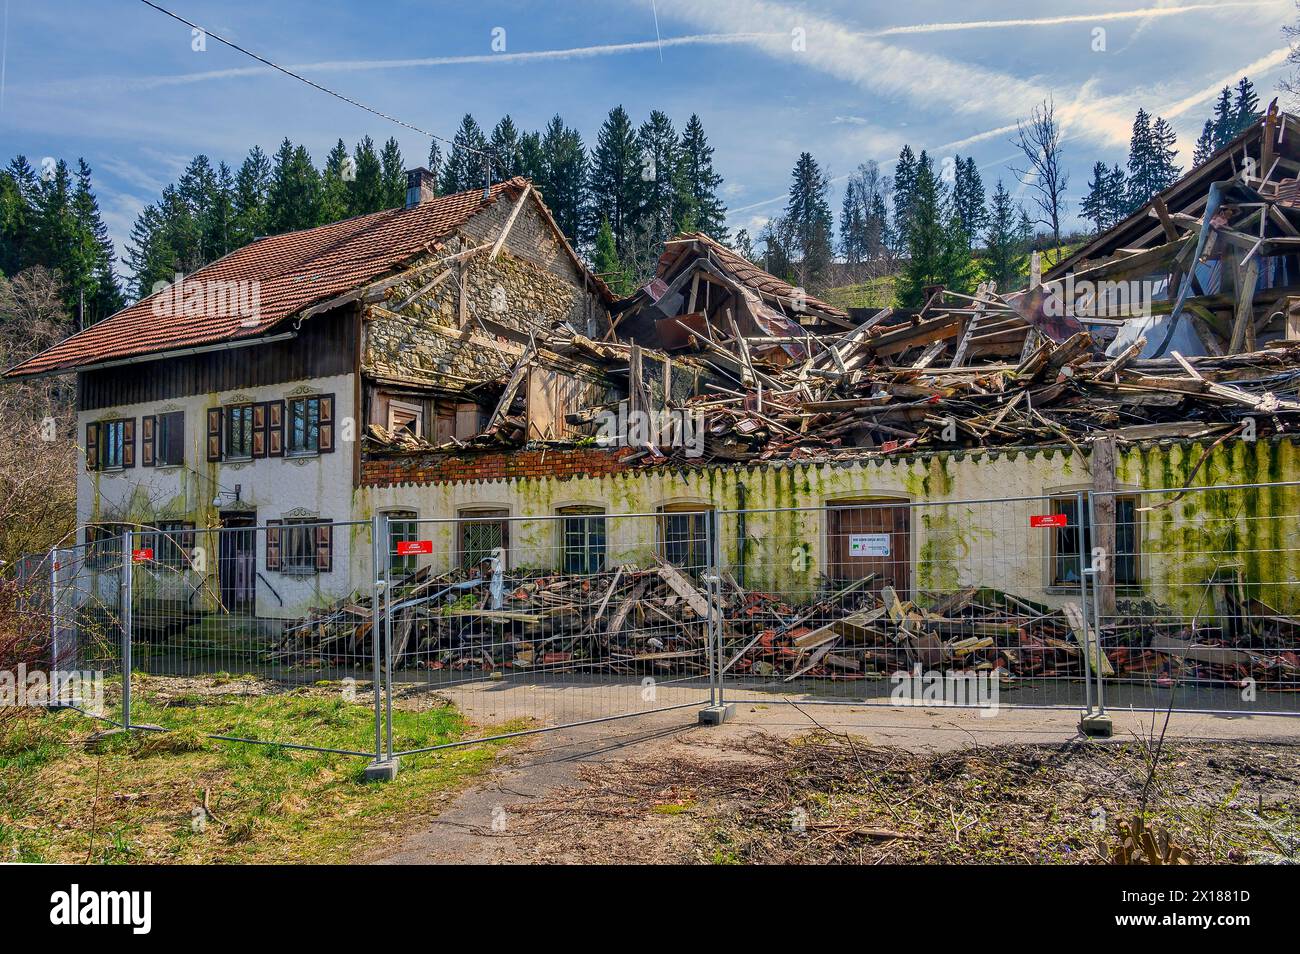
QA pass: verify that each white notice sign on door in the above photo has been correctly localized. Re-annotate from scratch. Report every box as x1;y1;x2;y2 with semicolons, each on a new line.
848;533;891;557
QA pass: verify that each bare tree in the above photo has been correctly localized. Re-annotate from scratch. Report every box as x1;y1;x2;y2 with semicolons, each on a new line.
1011;99;1069;251
1284;3;1300;105
0;267;78;566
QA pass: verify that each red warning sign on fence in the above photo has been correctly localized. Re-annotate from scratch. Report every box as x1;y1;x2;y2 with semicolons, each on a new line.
396;540;433;556
131;548;154;562
1030;514;1067;528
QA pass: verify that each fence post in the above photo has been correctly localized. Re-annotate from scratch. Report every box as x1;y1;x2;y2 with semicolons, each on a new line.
1075;491;1093;718
1079;491;1113;737
364;512;398;781
698;509;731;725
120;530;133;731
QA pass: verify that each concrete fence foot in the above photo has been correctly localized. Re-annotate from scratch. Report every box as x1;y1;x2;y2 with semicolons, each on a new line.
1079;711;1114;737
698;704;734;726
364;757;400;782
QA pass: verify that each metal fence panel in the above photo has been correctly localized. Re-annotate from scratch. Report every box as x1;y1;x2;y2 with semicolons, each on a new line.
381;511;715;757
1090;482;1300;716
713;495;1098;712
122;521;381;756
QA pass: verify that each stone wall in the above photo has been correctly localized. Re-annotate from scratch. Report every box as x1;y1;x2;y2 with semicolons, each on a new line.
362;195;607;390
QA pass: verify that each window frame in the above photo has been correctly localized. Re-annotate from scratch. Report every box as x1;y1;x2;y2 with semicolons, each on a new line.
154;411;185;467
457;508;509;572
656;504;714;573
386;510;420;577
100;419;127;471
288;396;322;457
559;507;606;576
225;404;255;460
387;399;424;440
1048;494;1140;590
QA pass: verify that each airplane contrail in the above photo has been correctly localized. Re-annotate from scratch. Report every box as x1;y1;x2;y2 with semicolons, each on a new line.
866;1;1287;37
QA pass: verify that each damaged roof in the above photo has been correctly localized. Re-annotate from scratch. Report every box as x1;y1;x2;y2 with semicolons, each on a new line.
6;177;611;378
658;231;850;324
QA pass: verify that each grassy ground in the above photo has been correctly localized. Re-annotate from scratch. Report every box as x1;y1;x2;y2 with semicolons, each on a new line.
0;674;521;864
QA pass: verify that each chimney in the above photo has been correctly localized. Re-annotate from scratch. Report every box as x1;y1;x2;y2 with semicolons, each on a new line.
405;167;436;208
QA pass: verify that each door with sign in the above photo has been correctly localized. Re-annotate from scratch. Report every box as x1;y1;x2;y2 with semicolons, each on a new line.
827;498;911;594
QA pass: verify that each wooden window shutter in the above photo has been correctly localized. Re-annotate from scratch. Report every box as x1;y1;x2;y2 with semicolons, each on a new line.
166;411;185;465
85;422;100;471
252;403;269;458
122;419;136;468
206;408;223;461
318;394;336;453
267;400;285;457
314;520;333;572
265;520;282;571
141;415;156;467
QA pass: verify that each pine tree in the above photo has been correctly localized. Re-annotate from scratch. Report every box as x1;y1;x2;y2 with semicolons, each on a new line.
592;217;630;296
783;152;834;291
1193;120;1215;166
1125;109;1155;213
379;137;405;209
840;177;866;265
1149;117;1181;195
952;155;987;246
678;114;727;241
539;115;587;247
426;140;443;191
892;145;918;251
266;139;321;234
897;153;946;306
589;106;645;260
1211;86;1236;149
231;146;271;246
490;116;524;178
1;157;40;275
32;159;77;280
70;158;122;323
984;180;1028;291
1105;164;1128;225
637;110;684;252
177;155;219;260
1080;161;1111;234
320;138;352;224
1233;76;1261;133
519;131;545;186
349;137;383;216
440;114;488;194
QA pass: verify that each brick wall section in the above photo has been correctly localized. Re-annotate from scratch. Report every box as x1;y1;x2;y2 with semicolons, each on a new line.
362;447;635;486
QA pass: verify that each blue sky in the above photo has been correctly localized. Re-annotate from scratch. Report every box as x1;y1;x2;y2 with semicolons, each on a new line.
2;0;1297;274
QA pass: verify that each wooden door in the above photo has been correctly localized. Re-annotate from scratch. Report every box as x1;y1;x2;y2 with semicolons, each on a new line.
219;512;257;613
827;499;911;594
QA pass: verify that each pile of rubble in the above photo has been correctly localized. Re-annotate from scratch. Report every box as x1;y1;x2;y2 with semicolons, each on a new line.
277;563;1298;690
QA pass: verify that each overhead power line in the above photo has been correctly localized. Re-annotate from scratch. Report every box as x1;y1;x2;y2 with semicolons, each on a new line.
137;0;491;160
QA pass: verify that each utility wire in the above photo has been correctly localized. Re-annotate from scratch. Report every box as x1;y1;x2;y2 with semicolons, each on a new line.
137;0;491;160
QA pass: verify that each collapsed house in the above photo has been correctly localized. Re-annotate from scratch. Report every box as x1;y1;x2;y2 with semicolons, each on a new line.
7;119;1300;692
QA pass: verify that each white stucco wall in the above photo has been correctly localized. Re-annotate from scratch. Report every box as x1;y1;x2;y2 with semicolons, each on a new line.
76;372;361;619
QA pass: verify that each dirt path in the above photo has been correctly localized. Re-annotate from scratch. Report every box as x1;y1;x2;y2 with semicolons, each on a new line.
367;703;1300;864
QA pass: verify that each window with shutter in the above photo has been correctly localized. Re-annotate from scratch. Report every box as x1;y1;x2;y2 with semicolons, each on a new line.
206;408;223;461
267;400;285;457
122;419;135;468
318;394;336;453
85;422;100;471
288;396;321;455
141;415;156;467
315;520;333;572
252;403;268;458
265;520;282;571
157;411;185;466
